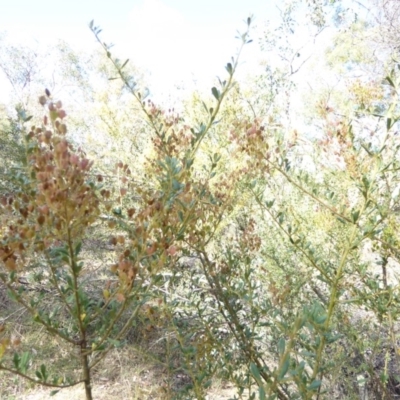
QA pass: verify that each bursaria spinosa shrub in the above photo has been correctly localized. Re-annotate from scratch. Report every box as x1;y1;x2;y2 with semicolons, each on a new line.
1;11;400;400
0;93;103;398
0;18;254;400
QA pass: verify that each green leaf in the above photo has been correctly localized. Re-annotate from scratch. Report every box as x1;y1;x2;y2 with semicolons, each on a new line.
121;59;129;69
250;362;262;382
351;210;360;223
266;200;275;208
225;63;233;74
50;390;60;396
300;350;316;357
386;75;395;88
7;289;17;302
204;379;212;388
20;352;30;373
112;207;122;216
40;364;48;381
13;353;20;369
325;332;341;344
278;338;285;355
278;355;290;380
108;338;123;348
387;117;392;130
362;175;370;189
185;158;194;168
211;87;220;100
314;314;327;324
75;242;82;256
307;379;322;390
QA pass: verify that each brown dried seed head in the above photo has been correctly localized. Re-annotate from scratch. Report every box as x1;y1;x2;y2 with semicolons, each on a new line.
60;124;67;134
58;110;66;119
39;95;47;106
109;236;117;246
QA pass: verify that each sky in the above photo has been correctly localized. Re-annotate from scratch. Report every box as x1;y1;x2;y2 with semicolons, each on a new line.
0;0;281;101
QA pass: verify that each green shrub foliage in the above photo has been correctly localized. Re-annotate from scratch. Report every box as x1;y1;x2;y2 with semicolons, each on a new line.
1;13;400;400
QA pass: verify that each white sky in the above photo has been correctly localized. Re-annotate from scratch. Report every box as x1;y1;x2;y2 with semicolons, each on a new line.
0;0;280;103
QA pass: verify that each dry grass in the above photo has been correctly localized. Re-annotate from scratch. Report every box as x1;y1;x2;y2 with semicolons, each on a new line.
0;280;246;400
20;383;244;400
0;344;245;400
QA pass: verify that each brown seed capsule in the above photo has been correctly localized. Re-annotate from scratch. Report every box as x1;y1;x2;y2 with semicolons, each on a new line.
58;110;66;119
39;95;47;106
109;236;117;246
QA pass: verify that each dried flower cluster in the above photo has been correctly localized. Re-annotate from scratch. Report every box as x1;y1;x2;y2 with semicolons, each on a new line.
0;95;99;271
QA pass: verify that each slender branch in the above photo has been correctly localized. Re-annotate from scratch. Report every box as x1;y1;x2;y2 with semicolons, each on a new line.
267;160;353;224
0;366;83;388
0;278;77;345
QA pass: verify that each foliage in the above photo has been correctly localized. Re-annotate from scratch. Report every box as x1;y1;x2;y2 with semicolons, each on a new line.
0;106;28;195
1;2;400;400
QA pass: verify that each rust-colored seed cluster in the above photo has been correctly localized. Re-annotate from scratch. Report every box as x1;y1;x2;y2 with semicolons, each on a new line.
0;94;99;271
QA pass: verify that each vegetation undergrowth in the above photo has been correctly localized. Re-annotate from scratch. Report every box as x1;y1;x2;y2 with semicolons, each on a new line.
1;2;400;399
